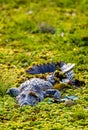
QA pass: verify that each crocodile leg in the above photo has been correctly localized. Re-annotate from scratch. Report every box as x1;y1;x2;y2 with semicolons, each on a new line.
43;89;61;99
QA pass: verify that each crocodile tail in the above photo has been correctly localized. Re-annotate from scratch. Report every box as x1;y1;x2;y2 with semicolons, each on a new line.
26;62;57;74
26;61;66;74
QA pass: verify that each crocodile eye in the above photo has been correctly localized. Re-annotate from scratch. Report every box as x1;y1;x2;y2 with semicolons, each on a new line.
21;94;26;98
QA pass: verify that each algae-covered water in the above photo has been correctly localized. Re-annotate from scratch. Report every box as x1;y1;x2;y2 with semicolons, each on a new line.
0;0;88;129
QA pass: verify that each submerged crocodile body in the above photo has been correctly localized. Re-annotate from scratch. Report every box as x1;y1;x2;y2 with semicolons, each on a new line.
6;76;61;106
7;62;81;106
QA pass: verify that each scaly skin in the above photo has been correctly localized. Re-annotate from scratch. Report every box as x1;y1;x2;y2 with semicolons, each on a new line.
6;77;61;106
6;62;75;106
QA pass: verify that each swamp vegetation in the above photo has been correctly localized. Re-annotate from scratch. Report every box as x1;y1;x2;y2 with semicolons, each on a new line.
0;0;88;129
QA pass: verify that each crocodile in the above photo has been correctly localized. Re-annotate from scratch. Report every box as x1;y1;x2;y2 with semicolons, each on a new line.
6;62;83;106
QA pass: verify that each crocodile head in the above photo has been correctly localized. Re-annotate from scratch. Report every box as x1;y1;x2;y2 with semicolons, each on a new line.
16;90;44;106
